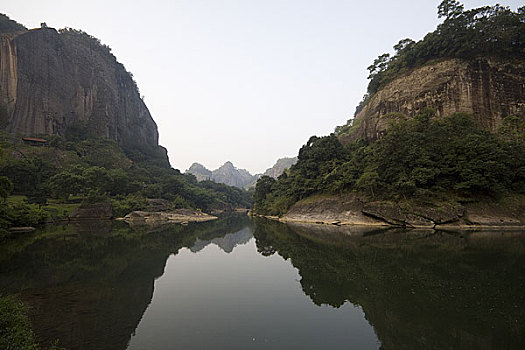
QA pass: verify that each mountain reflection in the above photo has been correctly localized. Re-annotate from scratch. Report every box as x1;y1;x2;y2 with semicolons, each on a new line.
252;219;525;349
190;226;253;253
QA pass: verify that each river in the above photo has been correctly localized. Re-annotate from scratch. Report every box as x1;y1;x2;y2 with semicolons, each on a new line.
1;215;524;349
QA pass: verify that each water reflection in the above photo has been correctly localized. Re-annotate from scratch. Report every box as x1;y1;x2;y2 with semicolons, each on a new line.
128;223;378;350
0;215;251;349
190;226;253;253
0;216;524;349
253;219;525;349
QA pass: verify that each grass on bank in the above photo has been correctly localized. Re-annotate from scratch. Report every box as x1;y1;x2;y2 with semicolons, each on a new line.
0;295;64;350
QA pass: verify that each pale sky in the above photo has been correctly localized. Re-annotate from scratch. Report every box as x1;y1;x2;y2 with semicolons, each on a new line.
2;0;522;174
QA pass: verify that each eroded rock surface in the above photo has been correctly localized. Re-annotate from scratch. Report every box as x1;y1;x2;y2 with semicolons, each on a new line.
69;202;113;220
121;209;217;226
341;58;525;143
0;27;166;163
279;194;524;228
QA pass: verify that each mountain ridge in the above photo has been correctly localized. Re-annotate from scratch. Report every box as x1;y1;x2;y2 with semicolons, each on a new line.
186;157;298;189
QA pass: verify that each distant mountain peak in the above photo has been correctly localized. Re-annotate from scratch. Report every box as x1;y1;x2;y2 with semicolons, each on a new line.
221;161;235;169
187;163;212;182
186;157;297;189
188;162;209;171
186;161;254;188
212;161;253;188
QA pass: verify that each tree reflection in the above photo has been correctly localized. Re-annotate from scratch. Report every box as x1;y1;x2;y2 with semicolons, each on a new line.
253;218;525;349
0;214;251;350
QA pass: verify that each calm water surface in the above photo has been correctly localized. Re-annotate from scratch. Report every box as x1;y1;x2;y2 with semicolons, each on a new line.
1;215;524;349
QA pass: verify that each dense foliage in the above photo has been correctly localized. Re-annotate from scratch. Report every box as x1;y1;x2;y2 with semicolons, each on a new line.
0;134;252;232
254;111;525;215
0;295;63;349
0;295;38;350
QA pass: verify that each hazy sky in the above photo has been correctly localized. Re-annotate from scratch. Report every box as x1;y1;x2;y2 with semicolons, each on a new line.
2;0;522;173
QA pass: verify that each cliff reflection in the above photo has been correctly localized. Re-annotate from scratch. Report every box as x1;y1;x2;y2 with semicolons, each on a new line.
253;219;525;349
0;215;251;350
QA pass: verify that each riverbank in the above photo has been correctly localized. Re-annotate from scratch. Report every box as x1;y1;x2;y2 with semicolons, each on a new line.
253;193;525;230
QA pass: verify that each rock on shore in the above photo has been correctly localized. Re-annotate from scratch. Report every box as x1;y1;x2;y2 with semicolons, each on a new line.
120;209;217;225
69;203;113;220
277;194;525;229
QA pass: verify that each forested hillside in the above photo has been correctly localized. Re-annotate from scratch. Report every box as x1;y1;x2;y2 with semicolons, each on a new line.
254;1;525;219
0;134;252;233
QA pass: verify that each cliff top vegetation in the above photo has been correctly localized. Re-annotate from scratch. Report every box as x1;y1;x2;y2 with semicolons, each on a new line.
347;1;525;120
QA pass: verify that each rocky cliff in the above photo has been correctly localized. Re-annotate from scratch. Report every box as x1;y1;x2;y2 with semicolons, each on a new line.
0;17;166;163
340;57;525;143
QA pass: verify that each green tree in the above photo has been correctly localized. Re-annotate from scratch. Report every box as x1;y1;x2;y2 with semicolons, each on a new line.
254;175;276;212
437;0;464;19
82;166;110;195
49;171;84;200
0;176;13;201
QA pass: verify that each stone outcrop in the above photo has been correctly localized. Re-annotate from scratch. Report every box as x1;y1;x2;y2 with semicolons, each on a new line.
341;57;525;143
69;202;113;220
0;24;166;162
120;209;217;226
278;194;525;228
281;194;385;226
361;201;465;227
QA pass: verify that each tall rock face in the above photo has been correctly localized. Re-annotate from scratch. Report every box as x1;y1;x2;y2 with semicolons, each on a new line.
0;22;166;164
340;57;525;144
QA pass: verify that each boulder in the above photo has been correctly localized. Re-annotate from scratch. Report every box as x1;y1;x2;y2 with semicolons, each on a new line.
69;203;113;220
